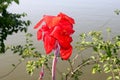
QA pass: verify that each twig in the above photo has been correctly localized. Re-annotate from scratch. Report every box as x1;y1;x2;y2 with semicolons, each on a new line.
111;68;115;80
68;59;74;72
72;54;79;65
65;58;97;80
0;60;22;79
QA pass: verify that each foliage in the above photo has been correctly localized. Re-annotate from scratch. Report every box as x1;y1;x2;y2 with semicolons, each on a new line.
76;28;120;80
7;33;52;76
114;9;120;15
5;28;120;80
0;0;30;53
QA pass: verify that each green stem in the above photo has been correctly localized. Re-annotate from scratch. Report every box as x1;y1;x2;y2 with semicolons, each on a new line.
68;59;73;72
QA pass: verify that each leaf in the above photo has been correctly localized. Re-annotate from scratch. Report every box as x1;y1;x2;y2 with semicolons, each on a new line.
12;64;15;67
14;0;19;4
106;28;111;33
91;56;95;59
104;66;110;73
26;61;36;75
107;76;112;80
92;68;96;74
115;76;120;80
116;41;120;46
93;46;98;52
114;9;120;15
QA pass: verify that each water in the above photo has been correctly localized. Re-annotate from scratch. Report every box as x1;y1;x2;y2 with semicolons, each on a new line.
0;0;120;80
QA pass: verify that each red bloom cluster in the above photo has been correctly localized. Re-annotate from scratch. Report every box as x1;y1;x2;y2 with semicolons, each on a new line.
34;13;75;60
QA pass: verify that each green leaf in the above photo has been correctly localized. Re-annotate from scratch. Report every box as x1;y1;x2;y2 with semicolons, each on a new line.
91;56;95;60
92;68;96;74
26;61;36;75
93;46;98;52
107;76;112;80
12;64;15;67
106;28;111;33
116;41;120;46
114;9;120;15
104;66;110;73
14;0;19;4
115;76;120;80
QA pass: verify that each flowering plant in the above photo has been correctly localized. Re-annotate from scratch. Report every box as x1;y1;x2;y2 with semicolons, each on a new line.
34;12;75;80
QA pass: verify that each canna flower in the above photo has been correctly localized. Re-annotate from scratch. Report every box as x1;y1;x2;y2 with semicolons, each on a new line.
34;12;75;60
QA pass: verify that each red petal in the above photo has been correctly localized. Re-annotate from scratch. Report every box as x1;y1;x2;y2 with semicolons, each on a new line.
65;26;75;35
44;15;61;27
50;26;61;37
37;29;42;40
34;19;44;29
58;12;75;24
60;45;72;60
60;24;75;35
51;26;73;48
41;25;49;32
58;35;72;48
43;33;56;54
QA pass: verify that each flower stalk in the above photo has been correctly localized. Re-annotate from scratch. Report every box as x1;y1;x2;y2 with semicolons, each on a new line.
39;65;44;80
52;43;59;80
52;55;57;80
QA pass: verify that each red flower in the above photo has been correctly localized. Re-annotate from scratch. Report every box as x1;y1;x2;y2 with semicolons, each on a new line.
34;12;75;60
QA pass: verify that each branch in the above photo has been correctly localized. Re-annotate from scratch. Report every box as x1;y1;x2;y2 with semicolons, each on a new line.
65;58;97;80
0;60;22;79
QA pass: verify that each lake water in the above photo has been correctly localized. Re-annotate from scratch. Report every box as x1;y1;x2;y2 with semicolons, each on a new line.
0;0;120;80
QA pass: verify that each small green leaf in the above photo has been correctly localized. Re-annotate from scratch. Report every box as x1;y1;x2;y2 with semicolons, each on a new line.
114;9;120;15
12;64;15;67
92;68;96;74
106;28;111;33
116;41;120;46
14;0;19;4
104;67;110;73
91;56;95;60
107;76;112;80
93;46;98;52
115;76;120;79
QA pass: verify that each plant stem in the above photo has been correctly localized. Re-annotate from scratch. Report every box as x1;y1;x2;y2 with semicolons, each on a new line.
0;60;22;79
39;65;44;80
65;58;96;80
111;68;115;80
72;54;78;65
68;59;73;72
52;56;57;80
52;44;59;80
